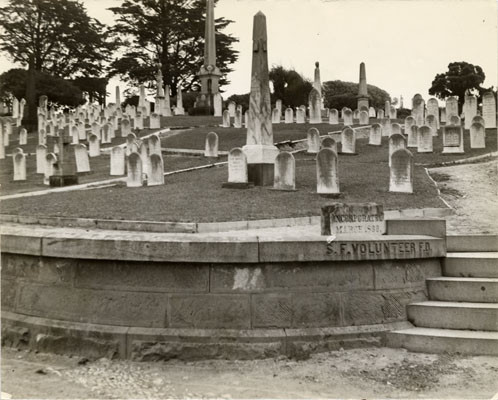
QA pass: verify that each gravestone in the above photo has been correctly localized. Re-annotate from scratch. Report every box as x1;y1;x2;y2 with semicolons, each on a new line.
36;144;47;173
309;88;321;124
321;136;337;152
404;116;416;135
44;153;58;185
77;121;86;140
470;122;485;149
244;111;249;128
389;106;397;119
135;113;144;130
411;94;425;126
273;151;296;190
464;94;477;129
272;108;280;124
391;123;401;135
71;126;79;144
285;108;294;123
205;131;219;157
341;127;356;154
38;128;46;146
88;134;100;157
13;150;27;181
120;119;131;137
223;148;250;188
321;203;385;235
442;125;464;154
472;115;485;126
91;122;101;140
425;114;438;136
307;128;321;153
19;128;28;145
276;99;282;116
427;98;440;128
296;108;306;124
369;123;382;146
49;132;78;187
110;146;125;176
377;109;385;119
139;142;150;179
359;110;369;125
213;93;223;117
316;148;340;195
407;125;418;148
389;148;413;193
449;115;461;126
384;100;390;117
148;154;164;186
369;107;376;118
101;124;111;144
482;92;497;128
234;109;243;128
148;134;161;156
380;118;392;137
228;101;236;117
446;96;459;122
74;144;90;173
417;125;433;153
353;109;360;121
149;113;160;129
126;133;137;156
389;133;407;167
222;110;231;127
127;152;143;187
329;109;339;124
343;109;353;125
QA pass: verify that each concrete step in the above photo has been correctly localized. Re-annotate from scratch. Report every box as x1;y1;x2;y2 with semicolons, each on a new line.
407;301;498;331
387;327;498;355
447;235;498;252
427;277;498;303
443;252;498;278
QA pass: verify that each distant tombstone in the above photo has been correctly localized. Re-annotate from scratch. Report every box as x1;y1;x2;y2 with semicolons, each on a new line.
127;152;143;187
343;109;353;125
446;96;459;122
91;122;101;140
389;133;407;167
470;122;485;149
13;150;27;181
126;133;137;156
417;126;433;153
293;108;303;124
274;151;296;191
471;115;485;127
369;123;382;146
463;94;477;129
272;108;280;124
407;125;418;148
377;109;385;119
391;123;401;135
341;126;356;154
284;108;294;123
222;110;231;127
329;109;339;124
74;144;90;173
88;134;100;157
404;116;416;134
384;100;390;117
148;154;164;186
482;92;497;128
442;125;464;154
139;142;150;178
389;149;413;193
134;113;144;130
307;128;321;153
353;109;360;121
427;98;440;128
101;124;112;144
226;148;248;185
213;93;223;117
204;131;219;157
234;109;243;128
71;125;79;144
108;146;124;176
411;94;425;126
77;121;86;140
380;118;392;137
228;101;236;117
19;128;28;145
369;107;376;118
148;134;161;156
425;114;438;136
44;153;58;185
149;113;160;129
120;119;131;137
244;111;249;128
359;110;369;125
321;136;337;153
449;115;461;126
389;106;397;119
275;99;283;116
316;148;340;195
36;144;47;173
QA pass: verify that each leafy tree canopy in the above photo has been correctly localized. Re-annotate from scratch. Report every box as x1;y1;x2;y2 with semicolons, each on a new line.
109;0;239;96
269;66;313;108
0;0;116;78
322;80;391;110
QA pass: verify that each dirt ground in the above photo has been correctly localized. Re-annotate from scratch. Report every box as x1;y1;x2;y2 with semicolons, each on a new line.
2;346;498;399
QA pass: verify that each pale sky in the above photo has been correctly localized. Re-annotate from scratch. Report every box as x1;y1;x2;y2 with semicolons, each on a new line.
0;0;496;106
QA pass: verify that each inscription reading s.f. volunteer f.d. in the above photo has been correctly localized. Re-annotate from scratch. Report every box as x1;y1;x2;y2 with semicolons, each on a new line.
326;240;433;258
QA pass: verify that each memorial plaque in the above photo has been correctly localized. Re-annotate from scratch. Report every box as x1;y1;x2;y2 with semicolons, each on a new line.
329;109;339;124
307;128;320;153
417;125;433;153
442;126;464;154
316;148;340;195
470;122;485;149
369;123;382;146
321;203;385;235
482;92;497;128
341;127;356;154
407;125;418;148
274;151;296;191
389;133;406;166
285;108;294;124
389;148;413;193
343;109;353;125
227;148;248;183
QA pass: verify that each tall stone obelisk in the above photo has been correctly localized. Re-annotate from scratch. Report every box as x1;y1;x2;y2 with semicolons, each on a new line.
242;11;279;186
154;63;165;115
357;62;369;111
195;0;222;115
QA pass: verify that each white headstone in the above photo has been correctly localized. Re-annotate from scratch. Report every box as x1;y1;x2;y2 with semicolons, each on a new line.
74;144;90;173
449;115;461;126
411;94;425;126
445;97;459;123
276;100;282;116
389;149;413;193
213;93;223;117
134;113;144;130
440;108;447;123
341;126;356;154
101;124;112;144
442;125;464;154
228;101;236;117
377;109;385;119
126;133;137;156
234;109;243;128
274;151;295;190
464;94;477;129
316;148;340;195
77;121;86;140
44;153;58;185
139;142;150;178
13;150;27;181
380;118;392;137
272;108;280;124
427;98;440;128
205;131;219;157
120;119;131;137
343;109;353;126
19;128;28;145
425;114;438;136
296;108;306;124
148;154;164;186
309;88;322;124
391;123;401;135
369;107;376;118
353;109;360;121
127;152;143;187
389;106;397;119
109;146;125;176
470;122;485;149
407;125;418;148
307;128;321;153
389;133;407;167
329;109;339;124
359;110;369;125
0;127;5;160
148;134;162;156
88;134;100;157
482;92;497;128
35;144;47;173
149;113;160;129
222;110;231;127
417;125;433;153
284;108;294;124
369;123;382;146
227;148;248;183
472;115;485;126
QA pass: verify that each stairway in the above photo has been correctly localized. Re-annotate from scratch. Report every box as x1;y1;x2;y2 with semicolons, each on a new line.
388;235;498;355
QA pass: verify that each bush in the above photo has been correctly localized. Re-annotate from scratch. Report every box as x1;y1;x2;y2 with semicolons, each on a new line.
396;108;412;120
323;80;391;111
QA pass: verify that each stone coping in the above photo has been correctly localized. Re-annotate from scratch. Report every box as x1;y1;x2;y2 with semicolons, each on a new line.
1;222;446;262
0;208;453;234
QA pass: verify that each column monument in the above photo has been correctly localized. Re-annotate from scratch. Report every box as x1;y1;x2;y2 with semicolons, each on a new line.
357;62;369;111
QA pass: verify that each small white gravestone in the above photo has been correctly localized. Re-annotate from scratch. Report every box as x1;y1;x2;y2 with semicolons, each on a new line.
296;108;306;124
369;107;376;118
228;101;236;117
127;152;143;187
389;148;413;193
120;119;131;137
417;125;433;153
380;118;392;137
148;154;164;186
222;110;231;127
148;134;161;156
13;150;27;181
407;125;418;148
442;125;464;154
391;123;401;135
464;94;477;129
88;134;100;157
384;100;390;117
126;133;137;156
78;121;86;140
316;148;340;195
389;106;397;119
369;123;382;146
404;116;416;134
353;109;360;121
307;128;321;153
427;98;440;128
74;144;90;173
389;133;407;167
321;136;337;152
425;114;438;136
272;108;280;124
110;146;125;176
205;131;219;157
449;115;461;126
213;93;223;117
376;109;384;119
134;113;144;130
234;109;243;128
149;113;160;129
139;142;150;179
285;108;294;124
341;126;356;154
411;94;425;126
446;96;459;122
19;128;28;145
274;151;296;191
329;109;339;124
359;110;369;125
309;88;322;124
276;99;283;116
35;144;47;173
470;122;485;149
44;153;58;185
91;122;101;140
226;147;248;184
482;92;497;128
71;126;79;144
343;109;353;125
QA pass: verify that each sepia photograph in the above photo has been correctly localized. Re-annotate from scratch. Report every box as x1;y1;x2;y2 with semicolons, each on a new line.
0;0;497;399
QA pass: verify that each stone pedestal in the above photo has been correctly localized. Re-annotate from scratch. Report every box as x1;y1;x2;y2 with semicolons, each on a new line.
242;144;279;186
358;96;369;111
49;175;78;187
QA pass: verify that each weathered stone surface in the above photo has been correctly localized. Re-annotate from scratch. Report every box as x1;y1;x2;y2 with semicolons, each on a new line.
252;294;292;328
273;151;295;190
386;219;446;238
1;278;17;310
321;202;384;236
2;254;73;285
374;259;441;289
291;292;342;328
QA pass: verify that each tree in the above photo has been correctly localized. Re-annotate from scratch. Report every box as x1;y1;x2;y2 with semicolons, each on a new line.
428;62;486;110
0;0;115;78
109;0;239;97
322;80;390;110
269;66;313;108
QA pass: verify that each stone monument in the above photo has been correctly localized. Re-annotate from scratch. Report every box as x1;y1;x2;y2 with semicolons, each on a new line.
357;62;369;110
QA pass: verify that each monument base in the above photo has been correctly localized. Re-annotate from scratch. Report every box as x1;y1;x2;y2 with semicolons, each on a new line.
222;182;254;189
318;193;342;199
49;175;79;187
248;164;274;186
